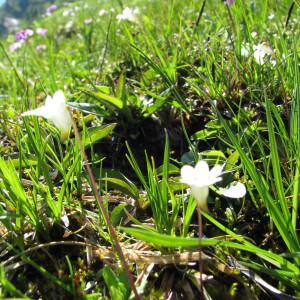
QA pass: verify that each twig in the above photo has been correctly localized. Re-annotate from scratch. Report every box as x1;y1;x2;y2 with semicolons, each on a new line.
197;205;204;299
70;116;141;300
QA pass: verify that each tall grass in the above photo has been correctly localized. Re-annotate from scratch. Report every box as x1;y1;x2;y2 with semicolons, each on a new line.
1;0;300;298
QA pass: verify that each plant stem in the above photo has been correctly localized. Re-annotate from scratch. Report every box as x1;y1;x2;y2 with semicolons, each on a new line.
70;116;141;300
197;205;204;299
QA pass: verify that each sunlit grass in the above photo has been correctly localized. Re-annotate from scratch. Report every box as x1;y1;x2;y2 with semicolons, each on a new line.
1;0;300;298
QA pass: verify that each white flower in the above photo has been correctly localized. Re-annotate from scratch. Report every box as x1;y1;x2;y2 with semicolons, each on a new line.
241;45;249;57
251;31;257;38
36;28;48;36
116;7;139;23
98;9;107;17
25;29;34;37
253;43;274;65
21;90;72;141
62;9;73;17
181;161;223;210
181;160;246;211
36;44;47;51
139;95;153;106
9;41;23;52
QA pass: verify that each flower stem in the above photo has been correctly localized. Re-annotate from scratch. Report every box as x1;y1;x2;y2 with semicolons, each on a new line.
197;205;204;299
70;117;141;300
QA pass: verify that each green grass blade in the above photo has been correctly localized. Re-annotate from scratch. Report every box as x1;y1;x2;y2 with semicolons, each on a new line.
265;99;290;221
121;226;299;274
217;109;300;253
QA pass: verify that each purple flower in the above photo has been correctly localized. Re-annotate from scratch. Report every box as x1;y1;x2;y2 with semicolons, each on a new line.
9;41;23;52
15;29;34;41
36;28;48;36
84;18;93;25
47;5;57;13
15;31;26;41
226;0;234;5
36;44;47;51
46;4;57;16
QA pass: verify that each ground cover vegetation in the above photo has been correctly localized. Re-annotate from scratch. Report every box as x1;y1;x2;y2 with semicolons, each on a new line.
1;0;300;299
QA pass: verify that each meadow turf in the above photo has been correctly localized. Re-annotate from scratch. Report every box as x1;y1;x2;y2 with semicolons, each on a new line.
1;0;300;299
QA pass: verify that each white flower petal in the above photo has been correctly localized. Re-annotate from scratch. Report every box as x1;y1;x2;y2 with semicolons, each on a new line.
49;107;72;139
180;165;196;185
208;176;223;186
254;50;264;65
22;90;72;141
21;106;51;119
219;182;246;198
52;90;65;104
253;43;273;65
45;94;54;106
209;164;224;179
195;160;209;177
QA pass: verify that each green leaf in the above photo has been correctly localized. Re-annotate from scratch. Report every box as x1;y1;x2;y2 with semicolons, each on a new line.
84;123;116;148
86;91;123;110
103;177;139;199
95;85;111;94
121;226;299;274
0;157;38;227
0;266;29;298
67;102;109;117
217;110;300;254
265;99;290;223
192;129;218;140
102;266;129;300
116;70;126;100
111;203;128;227
226;151;240;170
145;96;169;116
200;150;226;160
156;163;179;176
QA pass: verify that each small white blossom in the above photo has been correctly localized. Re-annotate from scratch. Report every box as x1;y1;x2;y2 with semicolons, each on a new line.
140;95;153;106
181;160;246;211
253;43;274;65
62;8;75;17
9;41;23;52
65;21;74;31
21;90;72;141
251;31;257;38
181;161;223;210
241;44;249;56
98;9;107;17
36;28;48;36
116;7;139;23
36;44;47;51
84;18;93;25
